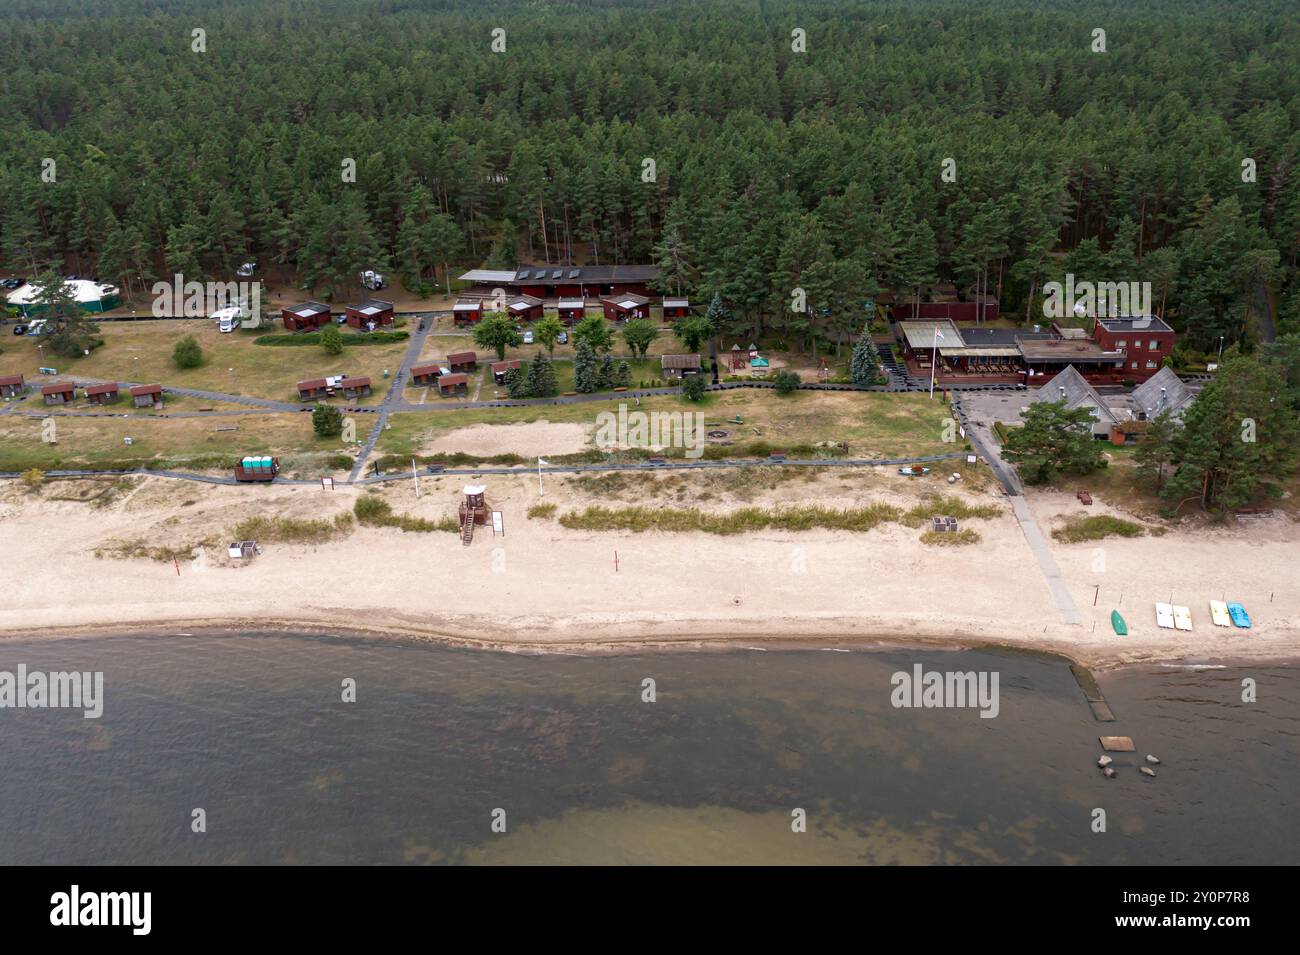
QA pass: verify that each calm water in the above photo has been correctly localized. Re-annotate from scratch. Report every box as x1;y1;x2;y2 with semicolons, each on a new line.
0;634;1295;865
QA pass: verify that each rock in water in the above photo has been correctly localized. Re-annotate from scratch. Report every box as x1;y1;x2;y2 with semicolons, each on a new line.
1098;755;1113;767
1140;766;1156;777
1103;767;1117;778
1146;754;1160;764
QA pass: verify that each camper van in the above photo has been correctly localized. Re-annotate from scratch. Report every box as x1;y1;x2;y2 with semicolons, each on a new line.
211;304;243;333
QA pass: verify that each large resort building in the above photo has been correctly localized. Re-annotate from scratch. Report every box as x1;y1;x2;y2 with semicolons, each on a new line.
897;314;1175;385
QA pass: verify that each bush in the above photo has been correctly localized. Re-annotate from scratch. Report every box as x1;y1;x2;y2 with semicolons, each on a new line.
527;502;557;519
20;467;44;488
232;513;353;543
172;335;203;369
773;370;801;394
681;374;707;401
320;324;343;355
312;404;343;437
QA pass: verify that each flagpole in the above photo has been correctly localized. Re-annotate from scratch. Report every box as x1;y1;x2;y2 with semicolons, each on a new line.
929;326;942;398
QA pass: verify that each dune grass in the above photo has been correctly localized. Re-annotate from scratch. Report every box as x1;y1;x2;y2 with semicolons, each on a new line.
1051;514;1146;543
353;494;458;532
920;528;982;546
232;513;354;543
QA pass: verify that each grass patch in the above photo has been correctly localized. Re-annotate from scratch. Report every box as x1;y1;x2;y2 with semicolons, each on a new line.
96;536;219;562
1051;514;1146;543
900;495;1002;527
558;502;903;534
920;528;982;546
353;494;458;533
232;513;354;543
527;502;557;519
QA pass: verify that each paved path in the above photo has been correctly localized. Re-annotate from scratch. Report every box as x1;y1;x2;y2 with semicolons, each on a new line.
347;318;436;482
953;394;1082;626
1010;495;1083;625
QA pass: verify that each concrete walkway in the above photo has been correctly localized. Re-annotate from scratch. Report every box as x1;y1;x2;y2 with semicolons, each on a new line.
1010;496;1083;626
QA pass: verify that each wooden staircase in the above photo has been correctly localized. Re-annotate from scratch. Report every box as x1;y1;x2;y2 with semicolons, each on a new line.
460;508;475;546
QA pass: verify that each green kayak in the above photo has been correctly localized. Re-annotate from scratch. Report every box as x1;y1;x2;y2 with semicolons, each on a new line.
1111;610;1128;635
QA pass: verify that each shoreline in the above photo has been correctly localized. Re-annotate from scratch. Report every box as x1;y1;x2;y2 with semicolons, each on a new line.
1;613;1292;671
3;472;1295;672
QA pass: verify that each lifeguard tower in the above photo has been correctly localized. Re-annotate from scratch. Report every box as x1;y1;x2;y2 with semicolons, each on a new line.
458;484;489;546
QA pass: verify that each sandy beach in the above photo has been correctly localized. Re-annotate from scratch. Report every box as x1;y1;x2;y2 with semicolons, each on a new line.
2;468;1296;668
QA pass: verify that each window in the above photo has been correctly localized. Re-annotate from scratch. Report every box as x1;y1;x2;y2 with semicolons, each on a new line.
1149;340;1159;349
1146;361;1157;369
1115;339;1127;348
1131;362;1138;369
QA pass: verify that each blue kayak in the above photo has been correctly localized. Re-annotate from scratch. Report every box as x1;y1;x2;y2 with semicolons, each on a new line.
1226;602;1252;629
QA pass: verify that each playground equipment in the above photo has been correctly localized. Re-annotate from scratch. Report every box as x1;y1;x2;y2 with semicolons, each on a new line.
458;484;489;546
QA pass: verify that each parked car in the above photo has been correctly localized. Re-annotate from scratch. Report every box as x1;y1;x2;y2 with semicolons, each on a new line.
236;261;255;278
1;278;24;290
523;329;534;344
27;319;49;336
556;330;568;344
12;323;27;335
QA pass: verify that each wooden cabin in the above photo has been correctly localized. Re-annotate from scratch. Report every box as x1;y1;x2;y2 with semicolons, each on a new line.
84;382;120;404
437;372;470;397
0;374;25;397
661;354;702;379
506;295;544;323
130;383;163;408
42;382;76;405
662;297;691;320
452;297;484;326
297;378;330;401
344;299;394;330
282;301;333;331
447;351;477;373
557;297;586;324
601;293;650;322
410;363;443;387
491;359;521;384
340;376;372;399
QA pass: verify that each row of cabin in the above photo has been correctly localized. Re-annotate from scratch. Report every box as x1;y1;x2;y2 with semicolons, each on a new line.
282;299;396;332
451;294;689;326
35;381;163;407
409;353;479;397
295;376;373;401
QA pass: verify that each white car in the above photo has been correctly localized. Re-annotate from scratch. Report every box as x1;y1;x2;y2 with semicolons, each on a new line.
523;329;534;344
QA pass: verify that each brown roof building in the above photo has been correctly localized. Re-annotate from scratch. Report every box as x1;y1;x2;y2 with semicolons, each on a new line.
130;383;163;407
84;382;120;404
42;382;76;404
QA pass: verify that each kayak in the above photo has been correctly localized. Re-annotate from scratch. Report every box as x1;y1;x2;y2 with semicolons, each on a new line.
1209;600;1232;627
1110;610;1127;636
1227;602;1252;629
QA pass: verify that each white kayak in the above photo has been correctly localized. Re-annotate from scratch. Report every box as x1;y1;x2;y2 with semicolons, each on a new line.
1173;605;1193;631
1155;603;1176;629
1209;600;1232;627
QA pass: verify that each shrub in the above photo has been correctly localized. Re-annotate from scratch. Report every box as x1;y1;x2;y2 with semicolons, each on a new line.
312;404;343;437
527;502;557;519
172;335;203;369
20;467;44;488
681;374;707;401
773;370;801;394
231;513;353;543
320;324;343;355
920;528;981;546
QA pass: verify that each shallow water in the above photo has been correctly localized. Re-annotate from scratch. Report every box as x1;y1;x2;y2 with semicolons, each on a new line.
0;634;1294;864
